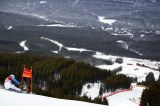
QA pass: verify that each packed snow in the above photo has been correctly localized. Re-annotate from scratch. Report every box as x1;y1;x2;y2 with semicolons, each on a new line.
41;37;92;53
130;49;143;56
65;47;92;52
40;1;47;4
31;14;48;21
19;40;29;51
98;16;117;25
155;31;160;34
51;51;59;54
101;26;113;31
37;23;78;28
80;82;101;100
0;89;104;106
116;40;142;56
140;34;145;38
41;37;64;51
116;40;128;50
107;87;144;106
93;52;160;82
6;26;13;30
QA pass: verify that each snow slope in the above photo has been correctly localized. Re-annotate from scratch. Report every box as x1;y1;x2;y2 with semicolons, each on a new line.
65;47;92;52
94;52;160;82
107;87;144;106
6;26;13;30
38;23;78;28
0;89;104;106
116;40;128;50
19;40;29;51
41;37;64;51
98;16;117;25
41;37;92;53
80;82;101;100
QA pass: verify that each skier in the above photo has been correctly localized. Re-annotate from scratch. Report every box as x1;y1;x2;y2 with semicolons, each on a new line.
4;74;22;92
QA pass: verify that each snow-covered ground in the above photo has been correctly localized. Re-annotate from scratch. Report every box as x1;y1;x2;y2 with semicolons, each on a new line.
6;26;13;30
41;37;160;82
19;40;29;51
65;47;92;52
51;51;59;54
30;14;49;21
98;16;117;25
80;82;101;100
155;31;160;34
41;37;92;53
41;37;64;51
37;23;78;28
116;40;128;50
94;52;160;82
107;87;144;106
39;1;47;4
0;89;104;106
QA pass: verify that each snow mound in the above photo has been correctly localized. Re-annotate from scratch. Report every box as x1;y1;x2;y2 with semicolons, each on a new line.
80;82;101;100
51;51;59;54
40;1;47;4
0;89;104;106
6;26;13;30
107;87;144;106
20;40;29;51
98;16;117;25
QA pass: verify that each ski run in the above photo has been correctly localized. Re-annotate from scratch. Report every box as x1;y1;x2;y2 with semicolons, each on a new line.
0;88;104;106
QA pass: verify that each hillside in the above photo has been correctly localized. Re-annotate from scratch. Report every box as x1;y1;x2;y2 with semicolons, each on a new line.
0;88;104;106
107;87;144;106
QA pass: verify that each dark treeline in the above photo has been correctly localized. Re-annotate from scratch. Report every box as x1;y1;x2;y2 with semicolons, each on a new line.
140;72;160;106
141;81;160;106
103;74;132;92
0;53;111;105
0;53;132;105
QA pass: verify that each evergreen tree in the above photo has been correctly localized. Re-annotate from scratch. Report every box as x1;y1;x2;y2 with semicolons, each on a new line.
145;72;155;83
141;82;160;106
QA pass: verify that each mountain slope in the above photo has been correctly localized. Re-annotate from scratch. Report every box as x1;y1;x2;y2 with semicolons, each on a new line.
107;87;144;106
0;88;104;106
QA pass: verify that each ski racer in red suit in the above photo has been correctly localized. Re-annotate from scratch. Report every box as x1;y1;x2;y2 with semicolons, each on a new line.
4;74;21;92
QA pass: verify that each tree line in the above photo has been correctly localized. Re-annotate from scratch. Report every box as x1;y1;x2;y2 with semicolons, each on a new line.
0;53;132;105
0;53;111;105
140;72;160;106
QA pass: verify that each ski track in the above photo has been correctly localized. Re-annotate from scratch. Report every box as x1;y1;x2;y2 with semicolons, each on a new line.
0;89;104;106
41;37;63;51
65;47;92;52
37;23;78;28
41;37;92;53
20;40;29;51
107;87;144;106
116;40;128;50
